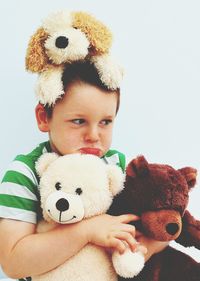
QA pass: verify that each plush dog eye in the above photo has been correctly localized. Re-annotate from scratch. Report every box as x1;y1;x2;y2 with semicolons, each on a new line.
75;188;82;195
55;182;62;190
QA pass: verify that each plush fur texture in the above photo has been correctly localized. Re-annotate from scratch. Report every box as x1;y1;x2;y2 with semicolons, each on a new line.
33;153;144;281
109;155;200;281
26;10;123;105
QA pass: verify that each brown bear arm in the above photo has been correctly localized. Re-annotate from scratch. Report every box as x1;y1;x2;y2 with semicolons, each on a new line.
176;210;200;250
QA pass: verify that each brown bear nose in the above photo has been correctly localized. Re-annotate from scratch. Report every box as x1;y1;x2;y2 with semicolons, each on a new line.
56;198;69;212
166;223;179;235
55;36;69;48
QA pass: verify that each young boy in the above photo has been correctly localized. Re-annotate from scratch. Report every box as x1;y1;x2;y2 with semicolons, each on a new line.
0;14;168;281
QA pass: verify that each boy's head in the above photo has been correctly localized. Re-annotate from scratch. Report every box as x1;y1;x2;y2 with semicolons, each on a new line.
35;61;119;157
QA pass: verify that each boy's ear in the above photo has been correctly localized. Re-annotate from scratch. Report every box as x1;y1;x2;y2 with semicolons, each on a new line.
36;153;59;177
107;165;125;196
35;103;50;132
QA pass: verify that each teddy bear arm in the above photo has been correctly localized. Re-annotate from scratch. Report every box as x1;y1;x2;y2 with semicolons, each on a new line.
175;210;200;249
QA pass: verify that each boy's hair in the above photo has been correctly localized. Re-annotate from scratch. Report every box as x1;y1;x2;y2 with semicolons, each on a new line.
44;61;120;118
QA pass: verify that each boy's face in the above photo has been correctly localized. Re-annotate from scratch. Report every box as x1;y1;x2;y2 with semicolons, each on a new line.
37;81;118;157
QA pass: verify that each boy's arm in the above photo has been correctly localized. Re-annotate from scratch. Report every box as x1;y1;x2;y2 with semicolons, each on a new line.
0;218;88;279
0;213;138;279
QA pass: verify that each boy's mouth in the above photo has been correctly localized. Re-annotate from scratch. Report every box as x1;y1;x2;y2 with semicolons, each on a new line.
79;147;101;156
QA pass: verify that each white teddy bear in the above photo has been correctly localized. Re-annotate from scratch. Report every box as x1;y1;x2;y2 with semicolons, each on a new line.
32;153;144;281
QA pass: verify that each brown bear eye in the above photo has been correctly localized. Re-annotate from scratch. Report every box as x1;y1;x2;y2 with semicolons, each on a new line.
55;182;62;190
75;188;82;195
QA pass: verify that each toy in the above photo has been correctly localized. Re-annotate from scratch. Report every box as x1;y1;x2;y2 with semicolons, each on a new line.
26;10;123;105
109;155;200;281
32;153;145;281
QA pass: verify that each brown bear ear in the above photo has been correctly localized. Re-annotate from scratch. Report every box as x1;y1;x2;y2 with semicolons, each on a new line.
126;155;149;177
178;167;197;189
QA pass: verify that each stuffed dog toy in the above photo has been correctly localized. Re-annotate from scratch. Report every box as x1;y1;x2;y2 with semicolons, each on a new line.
26;10;123;105
32;153;145;281
109;155;200;281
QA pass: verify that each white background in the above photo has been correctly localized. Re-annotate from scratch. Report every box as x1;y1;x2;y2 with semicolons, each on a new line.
0;0;199;278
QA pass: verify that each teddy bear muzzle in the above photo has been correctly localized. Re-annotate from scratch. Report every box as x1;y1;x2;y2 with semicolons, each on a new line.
141;209;182;241
44;191;85;224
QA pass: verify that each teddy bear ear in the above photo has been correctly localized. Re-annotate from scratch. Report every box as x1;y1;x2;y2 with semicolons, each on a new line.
106;165;125;196
36;152;59;177
126;155;149;178
178;167;197;189
25;27;49;73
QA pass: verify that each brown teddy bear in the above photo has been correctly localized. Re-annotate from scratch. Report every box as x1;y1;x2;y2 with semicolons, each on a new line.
109;155;200;281
25;10;123;105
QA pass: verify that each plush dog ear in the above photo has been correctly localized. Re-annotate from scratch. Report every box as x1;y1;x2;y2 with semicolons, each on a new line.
36;152;59;177
178;167;197;189
126;155;149;178
107;165;125;196
72;12;112;56
175;210;200;250
26;27;49;73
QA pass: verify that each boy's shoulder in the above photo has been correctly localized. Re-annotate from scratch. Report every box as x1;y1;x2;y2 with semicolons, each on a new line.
14;141;51;174
103;149;126;172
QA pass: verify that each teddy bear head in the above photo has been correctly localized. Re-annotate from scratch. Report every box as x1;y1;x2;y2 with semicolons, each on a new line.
109;155;198;244
26;10;112;73
36;153;124;224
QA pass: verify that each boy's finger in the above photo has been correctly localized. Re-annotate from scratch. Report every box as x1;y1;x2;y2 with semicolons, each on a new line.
137;245;148;255
115;232;137;252
111;238;126;254
119;214;140;223
120;224;136;236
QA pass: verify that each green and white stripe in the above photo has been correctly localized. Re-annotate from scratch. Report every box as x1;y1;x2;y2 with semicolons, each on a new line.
0;142;49;224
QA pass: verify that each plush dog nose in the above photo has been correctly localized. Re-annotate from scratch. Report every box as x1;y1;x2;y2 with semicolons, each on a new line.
166;223;179;235
55;36;69;48
56;198;69;212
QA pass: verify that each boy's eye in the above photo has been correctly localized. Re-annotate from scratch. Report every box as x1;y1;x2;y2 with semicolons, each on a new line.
55;182;62;190
100;119;112;126
71;119;85;125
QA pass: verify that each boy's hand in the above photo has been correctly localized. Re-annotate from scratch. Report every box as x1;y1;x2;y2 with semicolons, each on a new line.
84;214;139;254
136;231;169;261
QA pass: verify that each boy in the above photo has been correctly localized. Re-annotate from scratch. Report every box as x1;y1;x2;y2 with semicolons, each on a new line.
0;14;168;281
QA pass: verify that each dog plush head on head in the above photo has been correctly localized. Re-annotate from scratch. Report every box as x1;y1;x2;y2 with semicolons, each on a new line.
26;10;123;106
26;10;112;73
36;153;124;224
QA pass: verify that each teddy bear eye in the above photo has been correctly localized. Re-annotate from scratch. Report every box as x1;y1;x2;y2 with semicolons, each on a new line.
55;182;62;190
75;188;83;195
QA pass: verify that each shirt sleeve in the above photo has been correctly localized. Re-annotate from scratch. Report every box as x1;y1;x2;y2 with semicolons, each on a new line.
0;159;40;224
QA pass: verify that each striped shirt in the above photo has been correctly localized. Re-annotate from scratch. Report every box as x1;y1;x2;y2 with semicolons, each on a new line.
0;141;126;224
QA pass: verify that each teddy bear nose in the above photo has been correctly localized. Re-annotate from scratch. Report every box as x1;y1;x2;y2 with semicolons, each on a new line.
56;198;69;212
166;223;179;235
55;36;69;48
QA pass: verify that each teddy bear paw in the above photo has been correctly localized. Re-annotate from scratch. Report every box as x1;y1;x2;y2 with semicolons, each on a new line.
112;249;145;278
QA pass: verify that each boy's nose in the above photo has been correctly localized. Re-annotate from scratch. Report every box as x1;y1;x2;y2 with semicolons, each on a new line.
84;126;99;142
